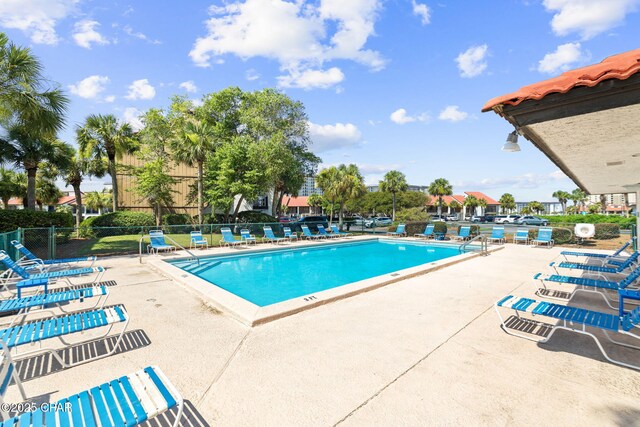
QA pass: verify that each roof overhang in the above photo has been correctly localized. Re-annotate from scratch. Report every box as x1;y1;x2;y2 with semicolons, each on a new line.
485;71;640;195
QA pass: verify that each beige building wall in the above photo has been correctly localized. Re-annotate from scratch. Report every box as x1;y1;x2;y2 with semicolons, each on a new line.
116;154;199;216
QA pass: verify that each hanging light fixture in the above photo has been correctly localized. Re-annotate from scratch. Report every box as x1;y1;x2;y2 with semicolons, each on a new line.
502;130;521;152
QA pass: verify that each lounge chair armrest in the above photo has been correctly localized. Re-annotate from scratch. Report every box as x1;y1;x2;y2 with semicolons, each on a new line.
533;273;542;280
549;262;556;267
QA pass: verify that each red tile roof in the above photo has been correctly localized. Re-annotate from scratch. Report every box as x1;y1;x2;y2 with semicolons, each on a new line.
283;196;309;208
465;192;500;205
482;48;640;112
58;195;76;205
426;195;465;206
7;197;22;206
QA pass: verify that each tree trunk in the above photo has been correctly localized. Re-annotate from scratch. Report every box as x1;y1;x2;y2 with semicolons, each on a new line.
155;204;161;227
72;183;83;230
392;193;396;221
232;195;244;221
197;160;204;226
437;197;442;216
339;202;344;227
272;188;279;217
1;197;8;209
329;198;335;226
108;156;118;212
26;167;37;210
276;192;285;218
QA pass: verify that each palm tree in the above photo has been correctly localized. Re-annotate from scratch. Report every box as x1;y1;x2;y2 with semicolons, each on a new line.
552;190;570;214
336;164;366;226
499;193;516;213
463;195;479;218
77;114;137;212
448;200;461;217
570;188;587;212
0;168;20;208
85;191;111;215
428;178;453;216
35;176;61;210
477;198;488;215
171;120;216;225
1;125;68;210
307;193;324;215
600;194;608;214
527;201;545;214
0;32;68;135
379;170;408;221
316;167;342;225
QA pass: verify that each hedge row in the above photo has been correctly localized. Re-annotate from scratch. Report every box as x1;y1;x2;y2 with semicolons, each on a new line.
0;210;73;233
80;211;155;237
541;214;635;229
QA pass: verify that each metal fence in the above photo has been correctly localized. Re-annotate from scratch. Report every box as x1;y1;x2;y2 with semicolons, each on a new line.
0;229;21;261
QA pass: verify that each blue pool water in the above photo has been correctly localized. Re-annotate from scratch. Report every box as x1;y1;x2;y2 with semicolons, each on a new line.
170;239;462;306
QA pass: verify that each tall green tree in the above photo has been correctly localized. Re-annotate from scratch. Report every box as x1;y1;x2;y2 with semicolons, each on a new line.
428;178;453;216
85;191;111;215
35;176;61;210
0;168;20;209
379;170;408;221
599;194;608;213
570;188;587;211
307;193;324;215
448;199;461;215
0;32;68;135
463;195;479;217
76;114;137;212
552;190;570;214
132;158;177;226
316;166;342;224
335;164;366;226
1;125;68;210
527;201;545;214
499;193;516;213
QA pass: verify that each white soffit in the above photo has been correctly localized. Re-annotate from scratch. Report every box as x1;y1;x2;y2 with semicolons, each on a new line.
525;103;640;194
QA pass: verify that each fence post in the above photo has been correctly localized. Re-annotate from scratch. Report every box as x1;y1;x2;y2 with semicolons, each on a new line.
48;226;56;260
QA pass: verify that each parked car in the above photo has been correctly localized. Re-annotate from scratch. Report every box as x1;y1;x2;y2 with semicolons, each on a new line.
278;216;292;223
445;214;459;221
484;214;496;222
365;216;393;228
289;215;329;232
515;215;549;226
351;216;367;226
470;215;486;223
495;214;521;224
431;214;447;222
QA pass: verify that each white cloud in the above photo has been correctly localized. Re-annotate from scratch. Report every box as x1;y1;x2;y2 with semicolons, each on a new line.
455;44;488;78
543;0;639;40
122;107;143;131
246;68;260;81
537;42;587;74
438;105;468;122
308;122;362;152
68;75;110;99
72;20;110;49
179;80;198;93
122;25;161;44
0;0;77;45
104;95;116;103
390;108;429;125
125;79;156;100
277;67;345;90
189;0;384;90
412;0;431;25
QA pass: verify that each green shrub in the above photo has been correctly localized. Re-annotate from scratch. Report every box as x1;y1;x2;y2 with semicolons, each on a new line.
541;214;635;229
527;227;574;245
236;210;278;223
402;221;428;236
594;223;619;239
433;222;447;235
0;210;73;232
203;213;229;224
80;211;155;237
162;213;192;225
395;208;429;222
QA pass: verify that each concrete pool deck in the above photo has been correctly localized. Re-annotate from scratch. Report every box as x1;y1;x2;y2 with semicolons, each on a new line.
3;242;640;425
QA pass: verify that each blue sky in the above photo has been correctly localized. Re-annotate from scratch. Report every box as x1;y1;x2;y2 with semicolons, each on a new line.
1;0;639;201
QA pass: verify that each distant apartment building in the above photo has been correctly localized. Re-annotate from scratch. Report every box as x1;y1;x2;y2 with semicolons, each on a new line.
586;193;636;214
298;176;323;197
366;184;430;193
515;201;563;214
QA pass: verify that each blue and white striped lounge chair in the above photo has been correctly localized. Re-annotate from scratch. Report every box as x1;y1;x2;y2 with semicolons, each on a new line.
451;226;471;242
513;228;529;244
283;227;299;241
386;224;406;237
0;350;184;426
190;231;208;249
414;224;434;239
220;228;243;247
495;295;640;370
0;285;109;316
240;229;257;245
534;265;640;308
0;251;105;296
148;230;176;254
561;239;632;262
489;226;505;244
0;304;129;368
550;251;639;275
317;224;338;238
301;225;324;240
10;240;96;270
262;226;285;244
330;224;351;238
531;227;554;247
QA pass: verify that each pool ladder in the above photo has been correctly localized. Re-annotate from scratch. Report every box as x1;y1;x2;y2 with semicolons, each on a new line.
459;234;488;256
139;234;201;266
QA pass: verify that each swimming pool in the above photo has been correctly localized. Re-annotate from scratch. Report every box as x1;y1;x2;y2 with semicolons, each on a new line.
169;239;464;306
